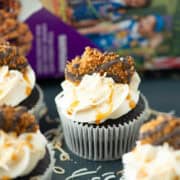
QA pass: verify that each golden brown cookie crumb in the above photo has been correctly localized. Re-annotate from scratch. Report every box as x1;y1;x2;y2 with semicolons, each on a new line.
0;105;39;135
0;0;21;19
0;20;33;55
0;18;17;34
0;1;33;56
0;43;28;72
139;115;180;149
65;47;135;84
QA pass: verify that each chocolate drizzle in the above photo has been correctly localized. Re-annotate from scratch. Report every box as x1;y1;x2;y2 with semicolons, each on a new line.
65;47;135;84
97;57;120;71
153;127;180;149
139;119;169;140
139;115;180;150
66;71;83;82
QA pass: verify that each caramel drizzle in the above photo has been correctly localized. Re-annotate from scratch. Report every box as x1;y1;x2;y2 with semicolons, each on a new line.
2;176;10;180
23;72;31;84
126;94;136;109
25;86;32;96
95;86;114;124
66;86;114;125
24;70;32;96
67;100;79;115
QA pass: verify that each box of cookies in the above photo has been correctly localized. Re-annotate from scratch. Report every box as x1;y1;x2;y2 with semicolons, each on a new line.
0;0;179;78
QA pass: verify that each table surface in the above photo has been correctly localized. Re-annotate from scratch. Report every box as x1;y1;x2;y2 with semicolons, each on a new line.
38;77;180;180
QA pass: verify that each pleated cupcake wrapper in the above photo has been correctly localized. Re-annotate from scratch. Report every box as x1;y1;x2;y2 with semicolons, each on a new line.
30;143;55;180
59;95;150;161
30;84;48;121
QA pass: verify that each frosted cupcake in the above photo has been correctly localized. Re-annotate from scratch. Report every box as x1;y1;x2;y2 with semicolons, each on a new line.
122;115;180;180
0;105;55;179
0;0;21;19
0;43;47;120
0;0;33;55
55;47;149;160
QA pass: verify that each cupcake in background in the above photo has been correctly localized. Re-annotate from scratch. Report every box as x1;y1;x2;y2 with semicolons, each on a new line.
0;43;47;120
139;115;179;149
122;115;180;180
55;47;149;160
0;105;55;179
0;0;21;19
0;0;33;55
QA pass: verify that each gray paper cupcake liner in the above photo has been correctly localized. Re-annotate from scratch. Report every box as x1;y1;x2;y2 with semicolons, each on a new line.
29;143;55;180
29;84;48;121
58;95;150;161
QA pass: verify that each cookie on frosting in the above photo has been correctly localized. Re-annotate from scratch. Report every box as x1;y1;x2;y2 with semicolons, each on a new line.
0;104;55;180
0;1;33;56
0;43;28;72
0;17;17;34
0;0;21;19
65;47;135;84
139;115;180;149
0;105;39;135
0;18;33;55
5;22;33;55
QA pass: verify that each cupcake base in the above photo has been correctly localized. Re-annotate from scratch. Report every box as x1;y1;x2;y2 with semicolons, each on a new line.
84;95;146;128
19;84;47;121
16;144;55;180
59;94;150;161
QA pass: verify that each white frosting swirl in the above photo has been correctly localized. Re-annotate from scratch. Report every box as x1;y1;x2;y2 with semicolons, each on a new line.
122;144;180;180
0;65;35;106
55;72;140;124
0;130;47;179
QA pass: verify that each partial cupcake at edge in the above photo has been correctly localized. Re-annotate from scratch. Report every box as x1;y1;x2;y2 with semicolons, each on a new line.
122;115;180;180
55;47;150;160
0;0;33;56
0;0;21;19
0;105;55;179
0;42;47;120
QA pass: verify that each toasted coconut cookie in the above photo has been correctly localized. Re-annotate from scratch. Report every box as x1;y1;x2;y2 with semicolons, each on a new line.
0;105;39;135
0;0;21;18
65;47;135;84
139;115;180;149
0;43;28;72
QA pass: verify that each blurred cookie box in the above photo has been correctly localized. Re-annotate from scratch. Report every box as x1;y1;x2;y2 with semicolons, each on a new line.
2;0;180;79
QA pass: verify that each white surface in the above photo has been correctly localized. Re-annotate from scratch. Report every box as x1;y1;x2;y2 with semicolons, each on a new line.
19;0;42;21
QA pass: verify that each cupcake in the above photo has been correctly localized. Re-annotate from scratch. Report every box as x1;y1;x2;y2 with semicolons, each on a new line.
0;20;33;55
0;0;21;19
0;105;55;179
55;47;149;160
0;43;47;120
0;0;33;56
122;115;180;180
0;11;33;55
